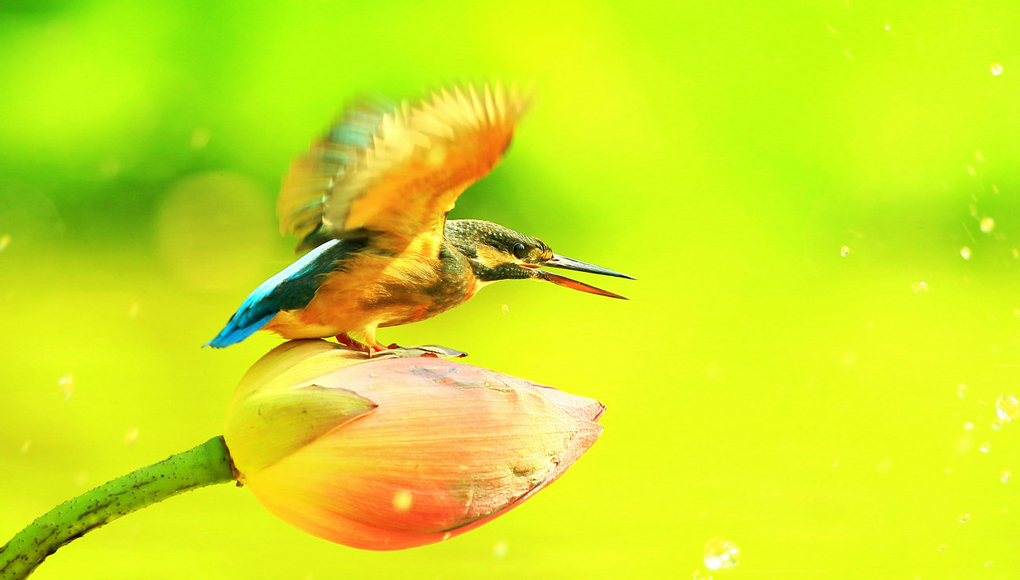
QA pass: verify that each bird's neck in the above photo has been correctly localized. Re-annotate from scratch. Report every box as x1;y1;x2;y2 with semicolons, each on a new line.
438;240;485;291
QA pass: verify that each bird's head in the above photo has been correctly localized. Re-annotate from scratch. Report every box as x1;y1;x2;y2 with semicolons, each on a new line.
445;220;634;299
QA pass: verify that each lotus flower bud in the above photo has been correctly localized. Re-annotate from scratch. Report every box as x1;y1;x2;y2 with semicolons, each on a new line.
223;340;604;550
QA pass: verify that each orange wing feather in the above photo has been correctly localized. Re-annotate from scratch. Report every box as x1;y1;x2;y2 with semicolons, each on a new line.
277;82;530;253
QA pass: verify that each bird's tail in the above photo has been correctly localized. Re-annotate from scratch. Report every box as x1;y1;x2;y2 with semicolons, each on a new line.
205;311;276;348
203;239;348;348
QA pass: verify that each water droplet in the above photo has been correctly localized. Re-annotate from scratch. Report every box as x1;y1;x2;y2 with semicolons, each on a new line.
442;532;452;541
368;372;378;378
703;538;740;571
392;490;413;512
959;513;971;523
0;234;9;251
1001;470;1011;483
957;384;968;399
995;394;1019;422
841;351;858;366
960;246;972;260
58;374;75;399
123;427;139;445
912;281;929;294
966;165;977;176
964;422;975;430
938;544;948;552
840;245;851;257
20;440;31;454
693;570;714;580
980;441;991;453
493;541;508;559
883;22;892;31
980;217;995;233
501;303;510;315
991;62;1004;76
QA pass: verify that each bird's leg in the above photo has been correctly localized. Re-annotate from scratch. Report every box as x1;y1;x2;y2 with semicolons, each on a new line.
334;333;371;352
363;328;390;355
335;330;389;355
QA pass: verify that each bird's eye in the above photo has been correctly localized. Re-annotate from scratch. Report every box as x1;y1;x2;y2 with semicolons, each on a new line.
512;243;528;259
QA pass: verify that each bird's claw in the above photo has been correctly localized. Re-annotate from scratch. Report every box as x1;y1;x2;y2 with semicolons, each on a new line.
373;345;468;360
333;335;466;360
334;334;384;355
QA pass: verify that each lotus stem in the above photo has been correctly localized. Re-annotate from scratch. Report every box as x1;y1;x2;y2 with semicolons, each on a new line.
0;436;234;580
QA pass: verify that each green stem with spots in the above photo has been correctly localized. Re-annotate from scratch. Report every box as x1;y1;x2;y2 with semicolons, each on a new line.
0;436;234;580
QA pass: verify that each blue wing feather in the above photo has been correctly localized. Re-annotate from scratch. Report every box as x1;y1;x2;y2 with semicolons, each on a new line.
205;239;358;348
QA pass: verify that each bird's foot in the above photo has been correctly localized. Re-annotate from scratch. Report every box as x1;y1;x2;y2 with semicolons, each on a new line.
334;334;398;356
334;334;374;353
365;342;393;357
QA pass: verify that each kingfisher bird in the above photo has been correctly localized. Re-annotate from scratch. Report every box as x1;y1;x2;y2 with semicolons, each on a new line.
207;82;633;351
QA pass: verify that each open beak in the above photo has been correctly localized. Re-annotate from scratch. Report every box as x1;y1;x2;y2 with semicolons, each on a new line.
544;254;635;280
529;253;634;300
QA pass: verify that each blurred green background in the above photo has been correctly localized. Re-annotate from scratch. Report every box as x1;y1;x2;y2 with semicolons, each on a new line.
2;0;1020;578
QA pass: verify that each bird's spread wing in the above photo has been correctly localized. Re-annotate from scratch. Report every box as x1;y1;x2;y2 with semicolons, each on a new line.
277;82;530;253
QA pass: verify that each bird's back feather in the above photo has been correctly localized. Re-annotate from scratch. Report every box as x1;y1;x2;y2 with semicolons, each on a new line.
205;239;361;348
